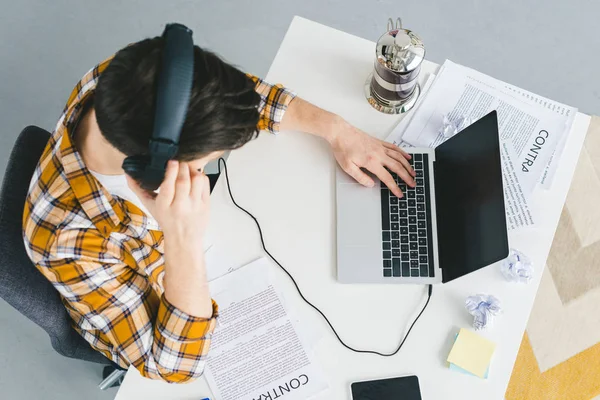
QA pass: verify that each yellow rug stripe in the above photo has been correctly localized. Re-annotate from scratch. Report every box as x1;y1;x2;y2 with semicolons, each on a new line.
506;333;600;400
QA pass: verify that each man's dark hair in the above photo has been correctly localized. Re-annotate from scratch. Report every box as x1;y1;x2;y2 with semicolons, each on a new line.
95;37;261;161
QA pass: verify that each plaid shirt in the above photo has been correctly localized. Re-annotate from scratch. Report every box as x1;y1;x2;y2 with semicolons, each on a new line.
22;56;296;383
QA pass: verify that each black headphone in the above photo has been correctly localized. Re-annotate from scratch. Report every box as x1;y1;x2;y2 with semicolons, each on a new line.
122;23;194;191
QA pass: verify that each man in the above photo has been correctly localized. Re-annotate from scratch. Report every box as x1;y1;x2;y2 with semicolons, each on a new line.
23;34;414;383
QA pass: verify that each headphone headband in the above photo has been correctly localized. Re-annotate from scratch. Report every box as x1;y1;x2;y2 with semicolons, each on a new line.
122;23;194;190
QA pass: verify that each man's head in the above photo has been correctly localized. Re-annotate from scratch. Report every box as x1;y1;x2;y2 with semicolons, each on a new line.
95;37;261;171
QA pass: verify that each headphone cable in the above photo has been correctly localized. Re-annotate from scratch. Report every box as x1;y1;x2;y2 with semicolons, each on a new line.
217;157;433;356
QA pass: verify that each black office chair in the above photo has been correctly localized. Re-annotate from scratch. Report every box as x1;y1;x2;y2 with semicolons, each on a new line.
0;126;125;389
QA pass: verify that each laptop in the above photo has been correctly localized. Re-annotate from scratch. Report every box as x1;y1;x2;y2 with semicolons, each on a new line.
336;111;509;284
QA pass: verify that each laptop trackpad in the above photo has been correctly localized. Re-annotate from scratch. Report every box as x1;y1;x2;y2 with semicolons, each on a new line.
337;183;381;246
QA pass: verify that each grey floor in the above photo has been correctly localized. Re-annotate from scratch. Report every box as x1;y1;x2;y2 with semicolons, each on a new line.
0;1;599;399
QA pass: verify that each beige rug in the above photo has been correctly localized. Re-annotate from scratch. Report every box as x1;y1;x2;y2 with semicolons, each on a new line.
507;116;600;400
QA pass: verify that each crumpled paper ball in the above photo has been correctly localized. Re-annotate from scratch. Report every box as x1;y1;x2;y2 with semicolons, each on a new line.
465;294;502;331
501;248;534;283
439;115;474;138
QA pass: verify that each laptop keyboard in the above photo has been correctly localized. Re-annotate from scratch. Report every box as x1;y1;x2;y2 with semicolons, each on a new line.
381;153;435;278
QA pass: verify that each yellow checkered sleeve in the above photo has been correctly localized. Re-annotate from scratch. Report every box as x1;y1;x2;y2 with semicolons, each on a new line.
248;74;296;132
22;55;293;383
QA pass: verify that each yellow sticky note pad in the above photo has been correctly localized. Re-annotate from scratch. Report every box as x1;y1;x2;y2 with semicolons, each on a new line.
447;328;496;379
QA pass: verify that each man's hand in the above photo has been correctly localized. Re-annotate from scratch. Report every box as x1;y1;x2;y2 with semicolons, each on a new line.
126;160;213;318
280;97;415;198
330;120;415;198
127;160;211;241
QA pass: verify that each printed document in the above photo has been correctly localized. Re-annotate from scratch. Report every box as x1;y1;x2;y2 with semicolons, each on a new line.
501;83;577;188
401;61;566;196
385;73;436;147
453;61;576;188
501;142;535;230
204;258;328;400
386;61;576;190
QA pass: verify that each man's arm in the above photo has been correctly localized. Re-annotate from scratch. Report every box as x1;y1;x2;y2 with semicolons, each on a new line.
279;96;341;142
248;75;415;197
159;162;213;319
127;161;216;381
39;236;217;383
281;97;415;197
26;162;218;384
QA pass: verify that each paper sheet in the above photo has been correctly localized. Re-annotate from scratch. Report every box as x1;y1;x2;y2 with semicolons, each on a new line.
402;61;566;197
450;61;577;189
204;244;242;282
204;246;324;350
446;328;496;379
501;85;576;188
385;73;437;147
385;71;535;229
501;142;535;229
204;258;328;400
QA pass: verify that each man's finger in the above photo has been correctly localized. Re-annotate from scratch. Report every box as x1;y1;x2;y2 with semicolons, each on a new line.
345;163;375;188
157;160;179;206
190;168;208;201
383;142;412;159
200;174;211;204
385;149;416;177
385;158;416;188
173;162;192;203
373;165;403;198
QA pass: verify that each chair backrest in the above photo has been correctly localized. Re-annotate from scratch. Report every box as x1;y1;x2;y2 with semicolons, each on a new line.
0;126;110;364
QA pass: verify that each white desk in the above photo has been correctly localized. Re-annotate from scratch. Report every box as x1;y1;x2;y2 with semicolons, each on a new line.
115;17;591;400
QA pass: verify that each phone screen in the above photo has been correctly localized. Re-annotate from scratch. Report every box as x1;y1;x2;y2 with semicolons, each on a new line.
351;375;421;400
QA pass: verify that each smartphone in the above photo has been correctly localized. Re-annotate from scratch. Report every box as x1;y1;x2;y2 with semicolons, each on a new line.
350;375;422;400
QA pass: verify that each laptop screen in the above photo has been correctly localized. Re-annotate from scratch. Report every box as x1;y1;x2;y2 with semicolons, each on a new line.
433;111;509;282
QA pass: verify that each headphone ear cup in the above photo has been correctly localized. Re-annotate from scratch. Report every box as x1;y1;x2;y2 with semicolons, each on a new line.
123;155;166;191
122;155;150;186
